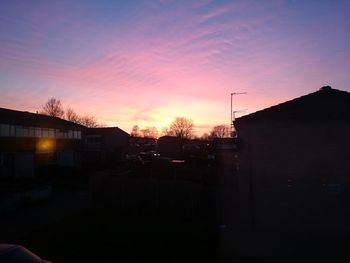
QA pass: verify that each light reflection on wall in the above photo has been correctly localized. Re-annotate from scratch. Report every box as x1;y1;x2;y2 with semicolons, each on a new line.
36;138;56;153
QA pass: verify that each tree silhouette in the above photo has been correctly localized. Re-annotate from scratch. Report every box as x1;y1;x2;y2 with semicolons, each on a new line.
169;117;194;139
39;98;104;127
66;107;80;123
131;125;158;138
131;125;140;137
41;97;64;118
161;127;174;136
79;115;99;128
141;126;158;138
201;132;209;140
210;124;230;138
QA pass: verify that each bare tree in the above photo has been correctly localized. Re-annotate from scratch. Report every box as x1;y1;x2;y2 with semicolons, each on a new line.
148;126;158;138
131;125;140;137
169;117;194;139
41;97;64;118
161;127;174;137
141;126;158;138
201;133;209;140
40;98;104;127
140;128;150;138
210;124;230;138
66;107;80;123
79;115;99;128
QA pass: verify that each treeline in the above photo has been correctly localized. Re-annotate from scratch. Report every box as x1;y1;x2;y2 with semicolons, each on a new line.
131;117;233;140
131;117;194;139
40;98;234;137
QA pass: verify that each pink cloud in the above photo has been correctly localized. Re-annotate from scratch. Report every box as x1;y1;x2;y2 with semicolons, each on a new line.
2;1;348;135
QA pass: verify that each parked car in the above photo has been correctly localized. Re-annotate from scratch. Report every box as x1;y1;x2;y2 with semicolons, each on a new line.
0;244;51;263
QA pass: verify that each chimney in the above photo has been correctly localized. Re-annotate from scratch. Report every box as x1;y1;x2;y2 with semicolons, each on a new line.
320;85;332;91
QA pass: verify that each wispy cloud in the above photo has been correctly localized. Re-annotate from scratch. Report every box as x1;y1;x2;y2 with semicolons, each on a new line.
1;0;349;134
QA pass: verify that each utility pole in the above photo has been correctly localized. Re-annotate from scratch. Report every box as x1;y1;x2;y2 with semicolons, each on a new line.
230;92;246;137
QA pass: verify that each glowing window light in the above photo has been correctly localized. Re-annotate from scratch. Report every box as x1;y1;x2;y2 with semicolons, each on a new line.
36;139;56;153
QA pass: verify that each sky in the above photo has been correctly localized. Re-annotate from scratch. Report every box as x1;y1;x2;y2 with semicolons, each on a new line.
1;0;349;135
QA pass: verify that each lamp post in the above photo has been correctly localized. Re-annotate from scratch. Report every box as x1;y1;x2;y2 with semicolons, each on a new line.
230;92;246;137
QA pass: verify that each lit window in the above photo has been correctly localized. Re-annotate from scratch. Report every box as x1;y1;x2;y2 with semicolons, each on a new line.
36;139;56;153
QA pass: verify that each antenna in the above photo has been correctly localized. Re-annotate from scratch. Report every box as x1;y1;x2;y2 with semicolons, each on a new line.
230;92;246;137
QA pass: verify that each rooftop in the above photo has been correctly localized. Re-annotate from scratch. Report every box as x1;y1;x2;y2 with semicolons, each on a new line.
236;86;350;124
86;127;129;136
0;107;85;129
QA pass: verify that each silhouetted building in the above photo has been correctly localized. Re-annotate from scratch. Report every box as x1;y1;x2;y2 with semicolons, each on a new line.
84;127;129;167
0;107;84;178
234;86;350;233
157;136;188;158
129;136;157;154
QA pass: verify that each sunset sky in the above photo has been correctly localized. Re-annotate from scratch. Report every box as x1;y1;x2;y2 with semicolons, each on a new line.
1;0;349;135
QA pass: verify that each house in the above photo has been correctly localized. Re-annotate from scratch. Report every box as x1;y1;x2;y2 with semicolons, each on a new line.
129;136;157;154
84;127;130;168
157;136;189;159
232;86;350;233
0;107;85;178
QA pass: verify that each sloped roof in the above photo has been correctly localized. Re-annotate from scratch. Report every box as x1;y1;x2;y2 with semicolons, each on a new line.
236;87;350;124
86;127;129;136
0;107;85;129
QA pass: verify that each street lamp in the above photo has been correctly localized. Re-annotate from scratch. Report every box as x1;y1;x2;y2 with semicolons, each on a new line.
230;92;246;137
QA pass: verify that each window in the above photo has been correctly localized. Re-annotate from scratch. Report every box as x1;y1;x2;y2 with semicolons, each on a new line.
42;128;49;138
48;129;55;138
0;124;81;140
56;130;63;138
16;126;29;137
86;135;101;144
0;124;10;136
14;126;21;137
67;130;73;139
73;130;82;139
9;125;16;136
28;127;35;137
35;128;42;138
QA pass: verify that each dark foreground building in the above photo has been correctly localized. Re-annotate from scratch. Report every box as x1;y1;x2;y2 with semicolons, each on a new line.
235;86;350;233
84;127;129;167
158;136;188;158
218;87;350;262
0;107;84;178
